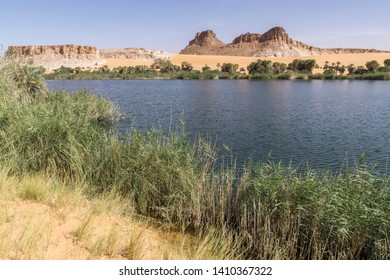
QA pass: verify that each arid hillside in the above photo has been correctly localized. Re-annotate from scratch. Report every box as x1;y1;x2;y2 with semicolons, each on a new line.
180;26;389;57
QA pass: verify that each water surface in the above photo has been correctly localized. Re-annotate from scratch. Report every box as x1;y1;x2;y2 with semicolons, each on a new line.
48;80;390;170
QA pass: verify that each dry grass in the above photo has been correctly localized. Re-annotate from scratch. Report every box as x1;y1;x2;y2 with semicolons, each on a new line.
0;171;236;260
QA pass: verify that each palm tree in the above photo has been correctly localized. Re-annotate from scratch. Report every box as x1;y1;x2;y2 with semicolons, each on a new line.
324;61;330;71
13;64;47;95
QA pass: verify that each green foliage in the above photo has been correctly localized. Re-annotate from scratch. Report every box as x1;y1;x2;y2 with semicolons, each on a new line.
1;60;48;95
249;73;273;80
378;66;390;73
134;65;150;73
272;62;287;74
308;73;325;79
366;60;380;72
202;65;211;72
181;61;193;72
14;65;47;94
247;60;287;78
276;72;293;80
150;58;167;70
384;59;390;67
288;59;316;73
44;59;390;81
149;59;180;73
354;66;368;75
98;65;110;73
247;60;273;74
221;63;239;74
347;64;356;75
160;61;180;73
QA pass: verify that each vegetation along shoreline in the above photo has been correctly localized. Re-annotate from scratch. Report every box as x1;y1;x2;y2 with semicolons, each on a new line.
43;58;390;80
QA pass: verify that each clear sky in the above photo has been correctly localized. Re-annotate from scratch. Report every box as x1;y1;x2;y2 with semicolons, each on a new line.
1;0;390;53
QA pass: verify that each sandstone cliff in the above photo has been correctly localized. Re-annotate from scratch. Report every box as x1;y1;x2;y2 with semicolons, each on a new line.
180;27;389;57
6;45;174;70
6;45;105;70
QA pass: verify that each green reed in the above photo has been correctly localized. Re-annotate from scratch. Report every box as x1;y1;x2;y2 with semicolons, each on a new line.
1;58;389;259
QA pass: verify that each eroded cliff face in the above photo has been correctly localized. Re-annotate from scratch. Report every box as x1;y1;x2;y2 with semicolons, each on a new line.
6;45;105;70
180;26;389;57
7;45;99;57
6;45;174;70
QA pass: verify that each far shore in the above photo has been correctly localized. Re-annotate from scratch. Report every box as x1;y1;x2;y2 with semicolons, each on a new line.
104;53;390;73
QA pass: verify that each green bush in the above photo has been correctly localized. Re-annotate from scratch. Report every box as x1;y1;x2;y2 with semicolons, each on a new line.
308;73;325;79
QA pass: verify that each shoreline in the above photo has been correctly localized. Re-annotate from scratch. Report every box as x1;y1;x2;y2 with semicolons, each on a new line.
105;53;390;73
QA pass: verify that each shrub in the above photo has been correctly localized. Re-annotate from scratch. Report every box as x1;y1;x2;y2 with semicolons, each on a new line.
181;61;193;72
277;72;293;80
354;67;368;75
247;60;273;74
308;73;324;79
202;65;211;72
366;60;380;73
288;59;316;73
221;63;239;74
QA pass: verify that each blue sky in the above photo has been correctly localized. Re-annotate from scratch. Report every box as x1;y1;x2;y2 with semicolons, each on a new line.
1;0;390;52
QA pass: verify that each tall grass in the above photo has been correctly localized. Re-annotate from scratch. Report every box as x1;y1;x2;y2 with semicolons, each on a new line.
1;58;389;259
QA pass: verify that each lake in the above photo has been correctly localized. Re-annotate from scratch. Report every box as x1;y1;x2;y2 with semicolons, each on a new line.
47;79;390;171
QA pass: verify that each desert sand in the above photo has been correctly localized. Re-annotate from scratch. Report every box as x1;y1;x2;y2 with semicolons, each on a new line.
105;53;390;74
0;173;195;260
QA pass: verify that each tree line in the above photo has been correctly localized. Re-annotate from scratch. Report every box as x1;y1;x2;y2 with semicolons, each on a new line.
44;58;390;80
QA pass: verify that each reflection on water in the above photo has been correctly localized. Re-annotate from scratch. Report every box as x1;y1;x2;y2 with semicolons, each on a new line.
48;79;390;171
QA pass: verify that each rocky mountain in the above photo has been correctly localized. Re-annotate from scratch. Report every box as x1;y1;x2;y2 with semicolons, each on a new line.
180;27;389;57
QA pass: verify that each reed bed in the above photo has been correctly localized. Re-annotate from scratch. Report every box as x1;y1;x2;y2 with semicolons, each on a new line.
1;58;389;259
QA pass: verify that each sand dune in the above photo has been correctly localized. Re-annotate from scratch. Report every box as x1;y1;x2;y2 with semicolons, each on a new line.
105;53;390;74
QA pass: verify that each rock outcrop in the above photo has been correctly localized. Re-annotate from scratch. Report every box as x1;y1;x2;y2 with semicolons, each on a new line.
180;26;389;57
6;45;105;70
232;33;263;44
179;30;225;55
99;48;172;61
6;45;174;70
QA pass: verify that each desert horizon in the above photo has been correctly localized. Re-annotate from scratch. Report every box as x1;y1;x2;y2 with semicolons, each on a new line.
103;52;390;74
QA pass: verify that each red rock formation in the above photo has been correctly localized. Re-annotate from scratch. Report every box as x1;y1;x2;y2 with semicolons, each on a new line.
179;30;225;55
189;30;225;47
232;33;262;44
180;26;389;57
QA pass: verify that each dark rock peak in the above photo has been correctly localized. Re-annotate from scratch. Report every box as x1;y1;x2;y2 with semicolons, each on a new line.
232;33;263;44
188;30;225;47
259;27;289;42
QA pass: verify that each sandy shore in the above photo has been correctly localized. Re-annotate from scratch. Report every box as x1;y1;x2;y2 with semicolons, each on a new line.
105;53;390;73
